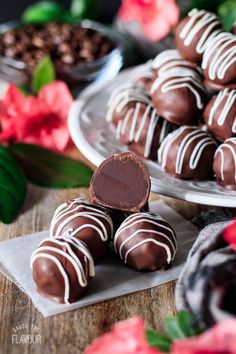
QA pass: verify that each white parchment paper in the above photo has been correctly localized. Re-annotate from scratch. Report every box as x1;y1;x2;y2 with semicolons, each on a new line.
0;201;198;317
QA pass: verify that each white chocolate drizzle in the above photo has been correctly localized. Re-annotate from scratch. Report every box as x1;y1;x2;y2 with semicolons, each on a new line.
214;138;236;182
158;126;217;175
151;72;206;109
207;89;236;132
30;237;95;304
129;62;153;82
50;198;114;241
202;32;236;80
179;9;221;53
114;212;177;264
106;84;152;122
116;100;171;158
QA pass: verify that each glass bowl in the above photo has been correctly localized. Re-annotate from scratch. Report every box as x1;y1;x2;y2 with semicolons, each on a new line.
0;20;124;92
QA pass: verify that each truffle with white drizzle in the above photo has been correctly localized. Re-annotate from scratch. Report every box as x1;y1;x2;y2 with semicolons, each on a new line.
202;32;236;88
114;212;177;271
213;138;236;190
50;198;114;261
116;95;176;160
129;62;154;94
158;126;217;179
203;89;236;142
31;237;95;304
175;8;222;63
152;49;201;78
151;70;208;125
106;84;152;126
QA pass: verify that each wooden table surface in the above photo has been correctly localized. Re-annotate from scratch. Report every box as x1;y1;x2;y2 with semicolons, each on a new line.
0;147;206;354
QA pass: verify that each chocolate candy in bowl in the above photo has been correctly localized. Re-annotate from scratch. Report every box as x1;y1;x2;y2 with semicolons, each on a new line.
0;20;123;90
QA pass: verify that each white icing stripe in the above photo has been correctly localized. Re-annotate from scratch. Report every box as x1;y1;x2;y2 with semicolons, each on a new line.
179;9;220;53
159;127;217;174
31;237;95;304
207;89;236;132
50;198;113;241
202;33;236;80
215;139;236;181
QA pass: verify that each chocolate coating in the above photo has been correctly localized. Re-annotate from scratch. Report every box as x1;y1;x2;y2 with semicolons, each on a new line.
89;152;150;213
129;63;154;94
50;198;114;262
151;71;208;125
202;32;236;86
213;138;236;190
31;237;95;304
116;98;176;160
175;9;221;63
203;89;236;142
114;212;177;271
106;84;152;126
158;126;217;179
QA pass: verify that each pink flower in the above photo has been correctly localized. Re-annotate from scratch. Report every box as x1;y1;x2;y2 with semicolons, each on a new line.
172;319;236;354
0;81;73;152
118;0;180;41
84;317;160;354
224;220;236;252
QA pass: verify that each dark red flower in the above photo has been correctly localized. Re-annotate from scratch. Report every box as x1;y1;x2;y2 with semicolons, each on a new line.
0;81;73;151
224;220;236;252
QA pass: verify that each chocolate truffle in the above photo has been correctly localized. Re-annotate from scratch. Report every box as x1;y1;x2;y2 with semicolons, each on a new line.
202;32;236;86
106;84;151;126
151;71;208;125
50;198;114;261
213;138;236;190
129;63;154;94
116;95;175;160
152;49;200;78
175;9;221;63
89;152;150;213
203;89;236;142
114;212;177;271
31;237;95;304
158;126;217;179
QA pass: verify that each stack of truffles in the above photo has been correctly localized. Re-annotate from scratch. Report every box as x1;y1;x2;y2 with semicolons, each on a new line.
107;9;236;190
31;152;177;304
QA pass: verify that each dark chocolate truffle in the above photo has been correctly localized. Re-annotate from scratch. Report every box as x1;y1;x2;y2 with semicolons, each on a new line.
50;198;114;261
151;71;208;125
116;95;175;160
152;49;200;77
158;126;217;179
129;63;154;94
106;84;151;126
213;138;236;190
202;32;236;86
31;237;95;304
203;89;236;142
114;212;177;271
89;152;150;213
175;9;221;63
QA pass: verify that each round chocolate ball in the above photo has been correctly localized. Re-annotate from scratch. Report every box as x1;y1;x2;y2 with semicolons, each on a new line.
116;97;176;160
31;237;95;304
175;9;222;63
158;126;217;179
114;212;177;271
50;198;114;262
129;63;154;94
202;32;236;86
152;49;200;77
106;84;151;126
151;71;208;125
213;138;236;190
203;89;236;142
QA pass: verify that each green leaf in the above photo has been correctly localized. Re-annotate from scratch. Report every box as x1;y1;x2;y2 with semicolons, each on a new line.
21;1;65;24
8;143;93;189
178;311;199;337
70;0;99;20
218;0;236;31
0;146;27;224
164;316;186;341
146;329;172;352
32;56;55;95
